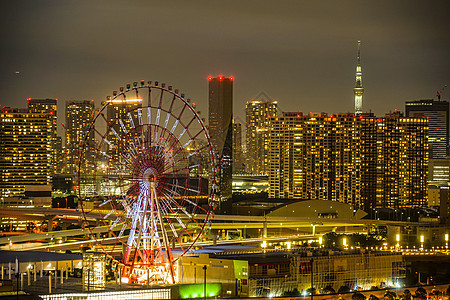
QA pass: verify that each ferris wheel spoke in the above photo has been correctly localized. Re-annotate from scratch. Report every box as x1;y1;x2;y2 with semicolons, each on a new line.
162;164;192;176
128;112;136;129
119;119;128;134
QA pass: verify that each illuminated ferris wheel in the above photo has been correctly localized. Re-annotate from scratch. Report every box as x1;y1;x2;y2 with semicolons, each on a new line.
78;80;216;284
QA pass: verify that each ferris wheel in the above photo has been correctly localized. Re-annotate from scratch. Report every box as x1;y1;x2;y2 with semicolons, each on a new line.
78;80;216;284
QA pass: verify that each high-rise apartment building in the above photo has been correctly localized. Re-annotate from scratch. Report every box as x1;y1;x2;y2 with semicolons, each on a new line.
65;100;95;173
0;108;53;201
208;76;233;203
27;98;58;173
269;112;428;208
405;99;449;158
245;100;278;175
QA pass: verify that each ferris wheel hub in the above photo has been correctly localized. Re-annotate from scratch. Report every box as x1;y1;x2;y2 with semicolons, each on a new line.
142;167;160;184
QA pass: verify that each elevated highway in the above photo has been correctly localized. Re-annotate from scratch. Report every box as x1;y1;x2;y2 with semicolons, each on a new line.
0;207;434;250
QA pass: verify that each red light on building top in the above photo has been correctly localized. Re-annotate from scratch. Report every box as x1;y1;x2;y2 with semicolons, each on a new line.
208;76;212;81
230;76;234;81
27;98;31;101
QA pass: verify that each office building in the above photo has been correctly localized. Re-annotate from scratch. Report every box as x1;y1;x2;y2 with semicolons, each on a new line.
405;99;448;158
245;100;278;175
65;100;95;174
103;97;142;163
208;76;233;204
269;112;428;208
217;251;404;297
27;98;58;173
0;107;53;202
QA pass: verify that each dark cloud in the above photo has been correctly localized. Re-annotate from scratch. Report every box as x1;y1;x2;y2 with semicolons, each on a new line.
1;0;449;126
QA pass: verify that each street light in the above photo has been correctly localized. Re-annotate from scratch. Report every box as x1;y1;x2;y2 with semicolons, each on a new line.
420;235;424;251
396;234;400;251
445;233;448;250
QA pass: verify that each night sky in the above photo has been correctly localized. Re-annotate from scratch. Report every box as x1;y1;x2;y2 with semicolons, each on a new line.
1;0;449;127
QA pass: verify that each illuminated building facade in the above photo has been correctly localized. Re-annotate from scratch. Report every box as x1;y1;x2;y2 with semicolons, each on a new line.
0;108;52;201
405;99;448;158
269;112;428;208
65;100;95;174
245;100;278;175
354;41;364;115
103;97;142;162
208;76;233;204
232;120;244;174
374;112;428;207
27;98;58;173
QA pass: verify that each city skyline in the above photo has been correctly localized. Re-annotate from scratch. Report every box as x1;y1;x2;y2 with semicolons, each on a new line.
1;1;449;126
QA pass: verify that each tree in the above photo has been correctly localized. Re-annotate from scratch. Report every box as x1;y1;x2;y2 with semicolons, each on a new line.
338;286;350;293
352;292;366;300
415;287;427;299
384;291;396;300
402;289;412;300
323;285;336;294
306;288;316;295
368;295;380;300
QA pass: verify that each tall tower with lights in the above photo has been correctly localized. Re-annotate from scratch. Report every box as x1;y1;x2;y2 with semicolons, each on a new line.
208;75;233;213
354;41;364;115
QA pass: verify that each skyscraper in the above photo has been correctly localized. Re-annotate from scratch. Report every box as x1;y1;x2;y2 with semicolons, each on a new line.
208;76;233;207
232;119;244;174
65;100;96;173
269;112;428;208
0;107;53;201
405;99;449;158
103;97;142;162
354;41;364;115
27;98;58;173
245;99;278;175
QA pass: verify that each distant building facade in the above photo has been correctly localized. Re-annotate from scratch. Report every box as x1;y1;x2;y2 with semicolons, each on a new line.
245;100;278;175
405;99;448;158
269;112;428;209
27;98;58;173
65;100;95;173
103;97;142;166
218;251;404;297
208;76;233;206
0;108;53;202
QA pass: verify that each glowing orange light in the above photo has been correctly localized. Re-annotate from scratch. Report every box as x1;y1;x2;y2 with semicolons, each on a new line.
208;76;212;81
230;76;234;81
